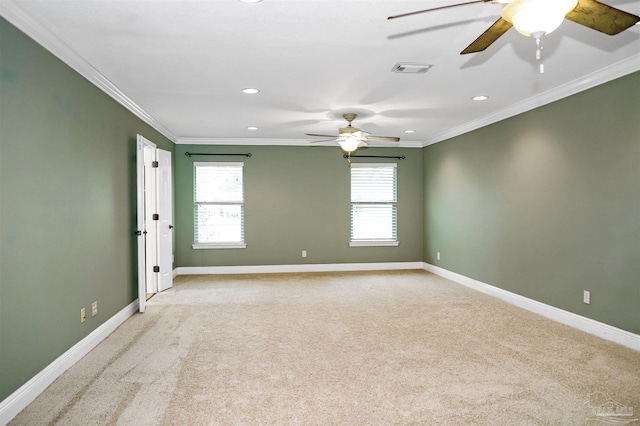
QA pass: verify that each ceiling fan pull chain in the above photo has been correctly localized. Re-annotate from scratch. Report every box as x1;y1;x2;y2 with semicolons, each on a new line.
532;31;545;74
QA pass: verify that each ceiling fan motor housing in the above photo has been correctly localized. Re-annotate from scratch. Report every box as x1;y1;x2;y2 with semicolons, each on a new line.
339;126;364;136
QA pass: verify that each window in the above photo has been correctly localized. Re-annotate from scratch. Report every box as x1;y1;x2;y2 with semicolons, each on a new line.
350;163;398;247
193;162;245;249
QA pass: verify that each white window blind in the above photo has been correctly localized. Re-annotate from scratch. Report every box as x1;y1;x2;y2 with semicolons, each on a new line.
193;162;245;248
350;163;398;246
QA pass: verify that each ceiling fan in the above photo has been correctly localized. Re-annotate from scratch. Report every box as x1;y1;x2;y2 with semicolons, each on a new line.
306;113;400;157
388;0;640;72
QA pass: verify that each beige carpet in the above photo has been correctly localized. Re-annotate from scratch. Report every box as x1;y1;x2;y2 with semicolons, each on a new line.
10;270;640;425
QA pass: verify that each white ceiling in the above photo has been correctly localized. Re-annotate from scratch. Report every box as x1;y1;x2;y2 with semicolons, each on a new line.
2;0;639;147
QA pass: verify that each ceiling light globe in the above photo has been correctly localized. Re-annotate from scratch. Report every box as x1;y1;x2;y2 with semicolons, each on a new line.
338;137;361;153
502;0;577;36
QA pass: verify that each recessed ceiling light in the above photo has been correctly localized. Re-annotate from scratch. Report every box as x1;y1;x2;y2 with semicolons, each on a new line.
247;126;259;130
242;88;260;94
472;95;489;101
404;130;415;134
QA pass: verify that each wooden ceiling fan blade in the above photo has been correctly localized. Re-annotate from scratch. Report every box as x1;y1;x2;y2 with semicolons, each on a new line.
565;0;640;35
306;133;339;138
460;17;513;54
309;139;338;144
364;136;401;143
388;0;488;20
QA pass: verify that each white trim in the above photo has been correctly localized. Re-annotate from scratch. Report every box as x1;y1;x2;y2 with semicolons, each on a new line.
349;240;399;247
180;138;322;146
420;55;640;147
422;263;640;352
192;243;247;250
3;264;636;425
193;161;245;168
0;301;139;425
2;0;636;150
177;137;424;148
174;262;423;276
0;2;178;144
351;162;398;169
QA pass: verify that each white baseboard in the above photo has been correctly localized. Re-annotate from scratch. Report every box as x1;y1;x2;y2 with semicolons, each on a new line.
174;262;423;276
4;263;636;425
0;300;139;426
422;262;640;352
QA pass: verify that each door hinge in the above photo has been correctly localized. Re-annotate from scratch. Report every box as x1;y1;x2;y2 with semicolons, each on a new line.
153;266;160;273
134;230;142;236
152;161;159;168
152;213;159;221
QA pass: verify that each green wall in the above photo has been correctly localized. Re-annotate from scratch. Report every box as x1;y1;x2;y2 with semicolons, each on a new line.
423;72;640;334
2;9;639;411
0;18;174;400
175;145;424;267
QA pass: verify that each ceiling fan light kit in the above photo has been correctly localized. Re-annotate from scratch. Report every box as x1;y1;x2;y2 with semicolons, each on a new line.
306;113;401;158
502;0;578;37
338;138;364;153
306;0;639;156
501;0;579;72
337;124;367;153
389;0;639;74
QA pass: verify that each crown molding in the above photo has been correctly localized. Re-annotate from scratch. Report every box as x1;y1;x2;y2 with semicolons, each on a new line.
3;0;636;149
177;137;423;148
0;2;178;143
177;138;313;146
420;54;640;147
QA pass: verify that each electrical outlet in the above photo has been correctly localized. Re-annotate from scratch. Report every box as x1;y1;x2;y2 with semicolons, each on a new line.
92;301;98;317
437;252;441;261
583;291;590;304
81;307;86;323
302;250;307;258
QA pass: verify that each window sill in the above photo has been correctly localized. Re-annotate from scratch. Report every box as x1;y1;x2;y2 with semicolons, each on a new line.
349;240;399;247
192;243;247;250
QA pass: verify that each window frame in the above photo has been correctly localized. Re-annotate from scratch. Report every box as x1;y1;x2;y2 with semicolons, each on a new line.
192;161;246;250
349;162;399;247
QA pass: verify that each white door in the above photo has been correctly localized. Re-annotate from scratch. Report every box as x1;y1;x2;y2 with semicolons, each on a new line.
136;135;173;313
157;149;173;292
136;135;155;313
144;143;158;295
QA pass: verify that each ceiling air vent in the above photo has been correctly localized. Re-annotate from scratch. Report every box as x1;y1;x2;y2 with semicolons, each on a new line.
391;62;433;74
